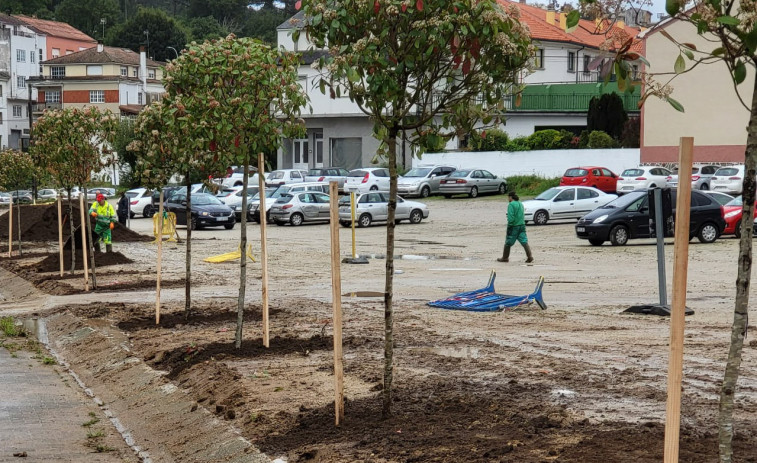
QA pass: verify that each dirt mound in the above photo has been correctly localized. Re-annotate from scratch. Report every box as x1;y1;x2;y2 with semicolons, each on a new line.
0;204;151;243
35;251;133;272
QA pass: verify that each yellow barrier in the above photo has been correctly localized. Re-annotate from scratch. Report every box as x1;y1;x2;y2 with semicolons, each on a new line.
152;212;178;242
203;244;256;263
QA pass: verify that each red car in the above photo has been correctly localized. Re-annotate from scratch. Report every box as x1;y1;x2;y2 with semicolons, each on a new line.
722;196;755;237
560;166;618;194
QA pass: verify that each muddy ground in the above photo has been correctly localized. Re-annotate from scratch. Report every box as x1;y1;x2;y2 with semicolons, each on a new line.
3;195;757;462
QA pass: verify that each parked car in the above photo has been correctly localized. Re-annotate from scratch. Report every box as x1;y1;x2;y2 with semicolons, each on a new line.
265;169;308;187
271;191;333;226
227;187;268;220
250;182;330;223
148;186;185;217
343;168;391;194
304;167;351;189
338;191;429;227
397;165;457;198
126;188;153;218
216;186;244;201
575;189;725;246
700;190;734;206
238;187;276;221
37;188;61;200
710;165;746;195
222;186;258;206
163;192;235;230
559;166;618;194
666;165;720;190
10;190;33;204
221;166;263;188
439;169;507;198
720;195;757;238
523;186;617;225
0;192;11;205
615;166;673;194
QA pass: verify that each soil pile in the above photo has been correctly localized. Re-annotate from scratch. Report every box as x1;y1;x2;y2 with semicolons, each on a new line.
0;204;151;243
36;250;133;272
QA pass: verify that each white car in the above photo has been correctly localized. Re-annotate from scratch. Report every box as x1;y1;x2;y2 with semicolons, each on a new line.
343;167;391;194
304;167;350;189
616;166;672;194
523;186;617;225
216;186;244;204
338;191;429;227
37;188;63;200
265;169;308;187
397;165;456;198
126;188;153;218
710;165;745;195
221;167;265;188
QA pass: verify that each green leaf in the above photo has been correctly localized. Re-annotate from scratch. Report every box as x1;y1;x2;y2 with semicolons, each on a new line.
667;97;684;112
734;60;747;84
712;47;725;56
683;49;694;60
566;10;580;32
716;15;740;26
347;67;360;82
674;54;685;73
665;0;681;17
319;79;325;94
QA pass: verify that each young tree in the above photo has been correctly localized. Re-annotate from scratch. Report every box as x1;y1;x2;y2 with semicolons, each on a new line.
298;0;532;415
0;149;37;255
107;7;188;61
163;34;307;346
587;92;628;141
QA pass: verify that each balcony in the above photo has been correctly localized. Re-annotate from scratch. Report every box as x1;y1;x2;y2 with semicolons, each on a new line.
506;82;640;113
32;102;62;114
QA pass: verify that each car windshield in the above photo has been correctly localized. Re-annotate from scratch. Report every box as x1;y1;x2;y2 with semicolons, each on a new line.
269;171;285;179
726;196;743;207
191;194;223;206
275;194;294;204
715;167;741;176
403;168;432;178
599;191;645;209
621;169;645;177
534;188;561;200
125;191;140;198
564;168;588;177
308;169;326;176
348;170;367;177
448;170;471;178
251;188;277;200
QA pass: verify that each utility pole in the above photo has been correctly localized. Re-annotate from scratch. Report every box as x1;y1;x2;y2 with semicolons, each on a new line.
100;18;106;41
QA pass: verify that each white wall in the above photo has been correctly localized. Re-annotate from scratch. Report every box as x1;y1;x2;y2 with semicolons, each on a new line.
524;42;598;84
415;149;641;178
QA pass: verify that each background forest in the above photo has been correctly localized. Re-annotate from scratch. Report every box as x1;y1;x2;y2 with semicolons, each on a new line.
1;0;293;61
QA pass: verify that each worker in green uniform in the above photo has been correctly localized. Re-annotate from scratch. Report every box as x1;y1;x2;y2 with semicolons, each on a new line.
89;194;117;253
497;191;533;263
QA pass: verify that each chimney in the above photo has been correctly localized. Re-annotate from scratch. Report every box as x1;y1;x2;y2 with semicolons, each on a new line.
546;10;556;24
139;45;147;95
559;12;567;29
97;41;103;52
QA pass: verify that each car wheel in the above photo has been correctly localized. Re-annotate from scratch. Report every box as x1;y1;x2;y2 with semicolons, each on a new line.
143;205;154;218
130;212;135;219
253;215;261;224
498;183;507;195
698;222;719;243
340;221;351;228
358;213;372;228
734;219;742;239
290;213;304;226
534;210;549;225
409;209;423;224
234;182;243;187
469;186;478;198
649;183;657;188
369;185;379;191
609;225;629;246
420;185;430;198
394;219;402;225
589;239;604;246
190;217;198;230
224;223;235;230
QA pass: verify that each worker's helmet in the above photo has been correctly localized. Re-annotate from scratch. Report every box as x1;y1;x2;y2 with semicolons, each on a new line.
96;194;106;202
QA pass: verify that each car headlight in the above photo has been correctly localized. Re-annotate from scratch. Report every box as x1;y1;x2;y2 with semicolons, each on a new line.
234;206;241;211
593;214;609;224
201;212;209;216
725;210;741;219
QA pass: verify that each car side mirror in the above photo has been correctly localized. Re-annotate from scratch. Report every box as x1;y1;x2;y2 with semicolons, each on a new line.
640;206;649;213
430;174;437;178
181;200;187;206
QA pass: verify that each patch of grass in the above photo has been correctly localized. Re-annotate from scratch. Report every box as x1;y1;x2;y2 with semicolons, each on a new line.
274;386;284;392
87;430;106;439
0;317;23;337
93;444;115;453
82;412;100;427
505;175;560;198
42;356;56;365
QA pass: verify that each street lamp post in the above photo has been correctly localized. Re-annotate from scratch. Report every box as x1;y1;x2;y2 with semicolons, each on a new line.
167;46;179;60
100;18;106;41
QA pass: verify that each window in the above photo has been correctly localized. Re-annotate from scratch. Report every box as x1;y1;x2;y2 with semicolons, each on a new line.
30;50;35;63
52;48;60;57
132;68;138;77
0;113;3;124
567;51;576;72
46;91;61;103
138;92;143;105
148;69;155;79
583;55;591;73
577;188;598;200
16;76;25;88
65;49;73;55
291;171;301;179
38;49;42;62
16;49;25;62
89;90;105;103
12;105;22;118
0;85;3;97
555;189;575;201
86;65;103;76
533;48;544;69
120;66;127;77
51;66;66;78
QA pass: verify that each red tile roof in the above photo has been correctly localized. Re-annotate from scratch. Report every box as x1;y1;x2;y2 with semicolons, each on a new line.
14;15;96;43
43;46;162;67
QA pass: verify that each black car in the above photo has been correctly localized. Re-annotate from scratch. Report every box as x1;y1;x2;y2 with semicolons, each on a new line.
146;186;184;217
164;192;235;230
576;189;725;246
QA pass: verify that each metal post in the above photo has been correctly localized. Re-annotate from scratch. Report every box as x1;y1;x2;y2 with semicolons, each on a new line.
350;191;356;259
653;188;667;307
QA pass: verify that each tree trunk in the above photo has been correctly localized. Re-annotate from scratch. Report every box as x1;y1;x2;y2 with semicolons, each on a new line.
68;192;76;275
185;174;192;319
718;76;757;463
235;153;250;348
382;130;399;418
83;187;97;289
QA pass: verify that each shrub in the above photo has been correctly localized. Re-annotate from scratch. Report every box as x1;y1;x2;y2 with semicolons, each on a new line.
505;175;561;197
578;129;590;148
621;117;640;148
505;136;531;151
587;92;628;140
587;130;617;148
526;129;575;150
468;129;509;151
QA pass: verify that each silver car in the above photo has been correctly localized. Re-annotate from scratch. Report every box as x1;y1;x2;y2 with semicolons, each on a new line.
304;167;350;189
338;191;429;227
667;165;720;190
439;169;507;198
270;191;332;226
397;165;456;198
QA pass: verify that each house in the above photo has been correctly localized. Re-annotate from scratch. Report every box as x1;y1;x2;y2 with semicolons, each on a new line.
29;44;165;120
276;1;644;171
15;15;97;60
639;16;748;163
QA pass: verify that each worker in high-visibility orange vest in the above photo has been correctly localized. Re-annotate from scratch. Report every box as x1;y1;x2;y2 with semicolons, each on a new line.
89;194;117;252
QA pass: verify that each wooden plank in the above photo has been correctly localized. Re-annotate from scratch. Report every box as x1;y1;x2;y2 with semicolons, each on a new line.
7;197;12;257
329;181;345;425
664;136;693;463
79;194;90;292
156;190;165;325
58;195;64;276
258;154;270;348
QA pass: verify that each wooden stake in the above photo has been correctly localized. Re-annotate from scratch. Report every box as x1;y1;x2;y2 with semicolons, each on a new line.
329;182;345;425
258;154;270;348
79;194;90;292
664;137;693;463
58;195;64;276
156;190;165;325
7;197;12;257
